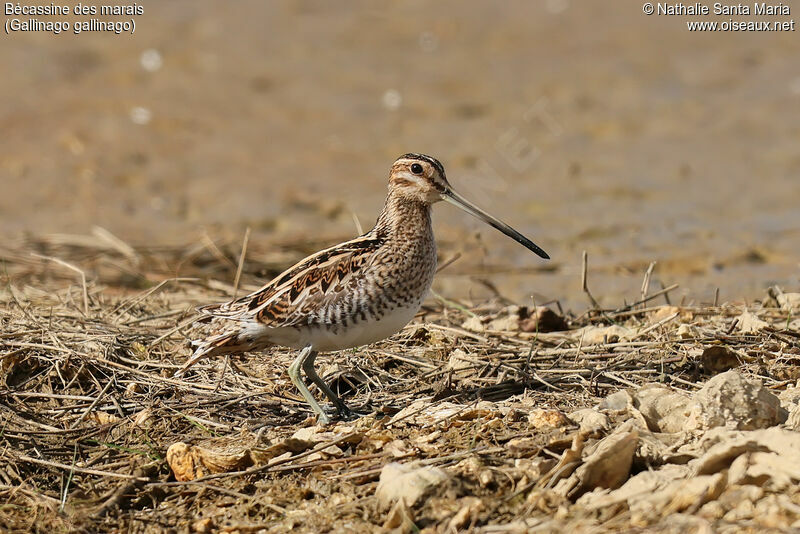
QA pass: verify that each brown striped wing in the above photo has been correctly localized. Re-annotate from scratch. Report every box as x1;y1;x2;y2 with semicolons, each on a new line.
197;234;384;328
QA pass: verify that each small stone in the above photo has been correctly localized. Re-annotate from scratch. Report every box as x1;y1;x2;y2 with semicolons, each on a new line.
676;324;697;339
192;518;213;533
648;306;681;323
685;371;787;431
568;409;610;435
568;428;639;498
528;408;571;429
125;382;143;396
447;349;472;372
700;346;741;375
133;408;153;428
736;310;769;334
520;307;568;333
598;390;635;412
376;463;449;507
788;404;800;431
382;498;414;531
447;497;483;531
461;315;485;332
777;292;800;312
634;384;692;433
579;325;632;345
488;312;520;331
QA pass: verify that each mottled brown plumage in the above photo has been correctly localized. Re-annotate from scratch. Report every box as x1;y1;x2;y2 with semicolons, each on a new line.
178;153;549;423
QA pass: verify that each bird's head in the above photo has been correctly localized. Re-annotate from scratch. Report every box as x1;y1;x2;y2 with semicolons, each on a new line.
388;153;450;204
387;153;549;259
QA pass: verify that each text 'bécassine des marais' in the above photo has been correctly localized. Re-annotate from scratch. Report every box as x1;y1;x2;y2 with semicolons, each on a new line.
657;2;790;15
5;3;143;16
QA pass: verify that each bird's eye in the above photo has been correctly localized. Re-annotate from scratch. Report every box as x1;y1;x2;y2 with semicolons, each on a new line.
411;163;423;175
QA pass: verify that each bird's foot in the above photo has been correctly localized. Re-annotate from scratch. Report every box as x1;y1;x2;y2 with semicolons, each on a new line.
313;404;367;425
316;412;332;425
335;403;372;421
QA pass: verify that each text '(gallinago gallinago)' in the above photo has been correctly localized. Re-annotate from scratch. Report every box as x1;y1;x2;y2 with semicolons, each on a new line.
177;153;549;423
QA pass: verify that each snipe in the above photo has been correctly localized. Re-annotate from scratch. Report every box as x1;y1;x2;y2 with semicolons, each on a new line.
177;153;549;423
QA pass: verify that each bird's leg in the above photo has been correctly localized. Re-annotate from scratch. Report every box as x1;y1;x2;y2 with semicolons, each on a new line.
174;345;207;377
301;350;352;417
288;345;330;424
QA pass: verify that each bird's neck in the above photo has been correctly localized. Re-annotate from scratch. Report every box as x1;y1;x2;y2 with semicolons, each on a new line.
373;192;432;239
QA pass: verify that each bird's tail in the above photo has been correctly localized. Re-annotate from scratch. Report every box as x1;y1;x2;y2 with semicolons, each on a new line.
174;331;242;378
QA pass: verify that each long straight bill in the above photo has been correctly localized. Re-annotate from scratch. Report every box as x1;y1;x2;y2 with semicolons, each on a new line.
442;189;550;259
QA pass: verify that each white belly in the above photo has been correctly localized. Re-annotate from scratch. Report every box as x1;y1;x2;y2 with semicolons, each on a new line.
257;302;421;352
304;302;421;351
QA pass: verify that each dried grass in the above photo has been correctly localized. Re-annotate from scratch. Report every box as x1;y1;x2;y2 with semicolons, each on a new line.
1;232;798;533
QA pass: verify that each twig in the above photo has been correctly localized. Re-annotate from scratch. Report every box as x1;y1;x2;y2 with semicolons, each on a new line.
351;211;364;235
640;261;656;308
581;250;600;310
31;253;88;314
15;454;150;481
232;227;251;299
92;226;140;265
435;252;461;274
610;284;679;316
70;378;115;429
626;312;680;342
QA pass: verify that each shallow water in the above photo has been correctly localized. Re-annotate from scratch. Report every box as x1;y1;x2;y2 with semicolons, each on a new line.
2;1;798;309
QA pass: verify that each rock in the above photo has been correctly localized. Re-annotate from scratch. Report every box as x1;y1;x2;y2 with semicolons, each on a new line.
578;325;632;345
568;409;610;435
676;323;697;339
777;385;800;410
700;346;741;375
487;309;520;332
777;291;800;312
376;463;449;507
447;497;483;531
447;348;472;372
520;307;569;333
736;310;770;334
649;473;727;518
788;404;800;431
597;389;650;429
192;518;214;533
528;408;571;429
648;305;682;323
132;408;153;428
166;441;253;482
382;498;415;532
634;384;692;433
728;451;800;489
598;390;635;412
684;371;787;431
577;464;690;511
461;315;485;332
693;428;800;490
563;424;639;498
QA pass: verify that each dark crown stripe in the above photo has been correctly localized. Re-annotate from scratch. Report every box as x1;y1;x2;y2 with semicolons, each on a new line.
399;153;445;178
